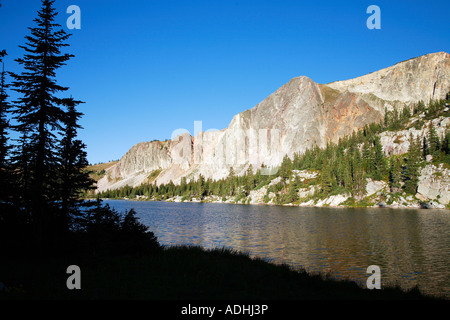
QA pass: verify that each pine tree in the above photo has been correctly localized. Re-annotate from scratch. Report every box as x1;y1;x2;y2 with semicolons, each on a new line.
389;157;402;194
428;124;440;157
287;175;300;203
362;141;374;176
0;51;11;200
373;136;387;180
383;107;390;129
254;169;262;188
279;155;292;182
401;106;411;123
442;129;449;155
335;146;345;187
403;136;421;194
413;100;425;115
351;148;366;198
180;176;187;195
58;98;93;222
0;51;9;164
226;166;235;196
422;136;429;160
320;160;333;195
244;164;254;196
196;174;205;199
9;0;79;247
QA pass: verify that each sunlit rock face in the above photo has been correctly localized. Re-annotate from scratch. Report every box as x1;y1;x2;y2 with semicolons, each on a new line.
328;52;450;104
417;164;450;205
96;52;450;192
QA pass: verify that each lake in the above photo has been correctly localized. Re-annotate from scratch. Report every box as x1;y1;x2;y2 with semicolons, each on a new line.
103;200;450;298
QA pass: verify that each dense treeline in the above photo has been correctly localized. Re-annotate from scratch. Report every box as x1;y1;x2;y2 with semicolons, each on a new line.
0;0;159;257
97;98;450;205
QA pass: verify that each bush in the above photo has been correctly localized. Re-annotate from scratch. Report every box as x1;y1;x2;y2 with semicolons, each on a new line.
117;208;161;255
68;199;162;257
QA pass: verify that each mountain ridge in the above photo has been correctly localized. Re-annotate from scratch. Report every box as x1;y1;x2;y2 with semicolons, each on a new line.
95;52;450;193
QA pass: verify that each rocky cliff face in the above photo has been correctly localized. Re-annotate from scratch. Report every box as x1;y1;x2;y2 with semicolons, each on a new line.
328;52;450;105
96;52;450;193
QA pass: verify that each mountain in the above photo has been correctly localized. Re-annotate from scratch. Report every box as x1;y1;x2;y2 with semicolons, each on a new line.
95;52;450;193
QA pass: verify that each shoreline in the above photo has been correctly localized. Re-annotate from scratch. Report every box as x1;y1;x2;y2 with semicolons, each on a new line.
90;196;450;210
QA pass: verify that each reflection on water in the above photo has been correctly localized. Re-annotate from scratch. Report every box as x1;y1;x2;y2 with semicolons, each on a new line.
104;200;450;298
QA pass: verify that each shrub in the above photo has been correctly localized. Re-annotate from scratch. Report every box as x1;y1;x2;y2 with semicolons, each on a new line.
71;199;161;257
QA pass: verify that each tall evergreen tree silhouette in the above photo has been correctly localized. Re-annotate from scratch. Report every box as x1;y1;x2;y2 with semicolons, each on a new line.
0;51;11;201
9;0;79;248
58;98;93;225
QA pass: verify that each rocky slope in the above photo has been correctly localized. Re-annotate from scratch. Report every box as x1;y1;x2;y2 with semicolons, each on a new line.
328;51;450;104
96;52;450;193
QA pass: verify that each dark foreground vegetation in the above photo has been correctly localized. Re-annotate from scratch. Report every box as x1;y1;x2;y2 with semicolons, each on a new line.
0;245;438;300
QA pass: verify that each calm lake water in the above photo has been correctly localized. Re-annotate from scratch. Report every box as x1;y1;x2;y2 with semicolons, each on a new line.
104;200;450;298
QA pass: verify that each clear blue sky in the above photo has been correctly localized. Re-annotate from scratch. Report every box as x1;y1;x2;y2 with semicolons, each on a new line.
1;0;449;164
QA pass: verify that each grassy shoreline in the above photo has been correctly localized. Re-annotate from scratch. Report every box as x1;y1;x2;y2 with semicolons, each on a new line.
0;245;441;300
